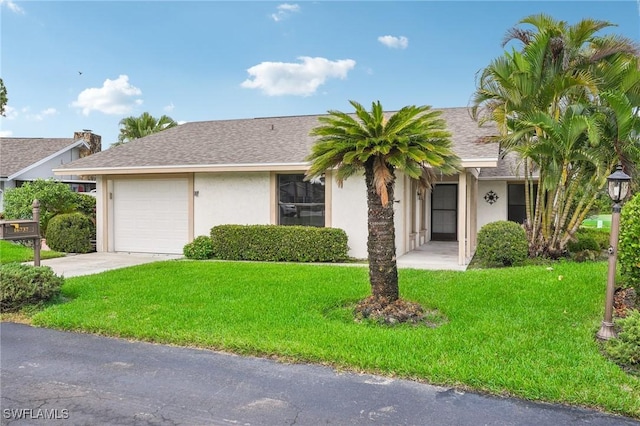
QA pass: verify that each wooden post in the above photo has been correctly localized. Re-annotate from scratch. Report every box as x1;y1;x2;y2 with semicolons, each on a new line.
32;199;41;267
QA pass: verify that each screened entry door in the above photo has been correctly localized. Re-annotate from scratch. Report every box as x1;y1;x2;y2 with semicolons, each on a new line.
431;184;457;241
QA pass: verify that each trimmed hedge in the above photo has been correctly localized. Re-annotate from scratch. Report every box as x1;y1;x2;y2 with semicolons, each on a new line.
0;263;64;312
45;212;95;253
475;220;529;267
210;225;349;262
619;192;640;288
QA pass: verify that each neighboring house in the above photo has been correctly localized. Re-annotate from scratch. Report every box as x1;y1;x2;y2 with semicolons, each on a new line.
0;130;102;208
53;109;529;265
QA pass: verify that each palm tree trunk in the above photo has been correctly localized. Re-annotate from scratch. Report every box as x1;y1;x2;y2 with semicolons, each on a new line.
364;163;399;301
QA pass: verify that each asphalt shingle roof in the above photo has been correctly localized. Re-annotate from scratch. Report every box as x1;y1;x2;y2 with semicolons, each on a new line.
57;107;499;172
0;137;77;178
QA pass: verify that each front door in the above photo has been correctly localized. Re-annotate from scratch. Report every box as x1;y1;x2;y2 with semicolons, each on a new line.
431;184;457;241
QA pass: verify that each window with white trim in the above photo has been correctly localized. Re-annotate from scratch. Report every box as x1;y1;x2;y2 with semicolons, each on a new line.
277;174;325;227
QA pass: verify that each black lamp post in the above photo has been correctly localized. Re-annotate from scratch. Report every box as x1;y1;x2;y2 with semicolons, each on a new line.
596;164;631;340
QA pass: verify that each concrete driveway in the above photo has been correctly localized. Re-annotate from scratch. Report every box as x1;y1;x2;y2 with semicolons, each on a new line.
26;252;183;277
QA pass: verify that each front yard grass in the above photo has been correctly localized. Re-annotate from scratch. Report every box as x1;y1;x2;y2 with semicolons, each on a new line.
0;240;64;264
29;260;639;419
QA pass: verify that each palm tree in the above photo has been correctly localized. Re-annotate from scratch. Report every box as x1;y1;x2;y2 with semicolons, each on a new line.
306;101;460;306
470;14;640;257
115;112;178;146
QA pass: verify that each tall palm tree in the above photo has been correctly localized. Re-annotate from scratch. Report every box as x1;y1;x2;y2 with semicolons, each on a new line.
306;100;460;303
115;112;178;146
470;14;640;257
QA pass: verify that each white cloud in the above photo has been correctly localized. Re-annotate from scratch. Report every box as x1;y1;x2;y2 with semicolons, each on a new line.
0;0;25;14
378;35;409;49
71;75;143;116
241;56;356;96
0;130;13;137
2;105;18;120
271;3;300;22
27;107;58;121
177;120;187;125
164;102;175;113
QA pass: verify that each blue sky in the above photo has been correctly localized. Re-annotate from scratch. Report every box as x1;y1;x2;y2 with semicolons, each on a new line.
1;1;639;148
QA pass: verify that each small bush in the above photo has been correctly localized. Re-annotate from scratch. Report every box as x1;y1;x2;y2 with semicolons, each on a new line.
183;236;214;260
45;212;95;253
211;225;349;263
604;310;640;368
0;263;64;312
619;193;640;288
567;235;600;253
572;250;600;263
475;221;528;267
575;227;610;251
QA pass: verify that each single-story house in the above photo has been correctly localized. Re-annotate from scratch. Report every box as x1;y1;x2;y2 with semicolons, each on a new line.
53;108;529;266
0;130;102;208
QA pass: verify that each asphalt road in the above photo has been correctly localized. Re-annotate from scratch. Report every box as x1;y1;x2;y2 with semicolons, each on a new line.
1;322;638;426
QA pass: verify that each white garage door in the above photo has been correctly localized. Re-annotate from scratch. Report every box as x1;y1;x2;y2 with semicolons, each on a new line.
113;178;189;254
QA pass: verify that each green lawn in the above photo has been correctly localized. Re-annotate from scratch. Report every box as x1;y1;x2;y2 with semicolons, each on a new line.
582;214;612;230
30;260;639;418
0;240;64;264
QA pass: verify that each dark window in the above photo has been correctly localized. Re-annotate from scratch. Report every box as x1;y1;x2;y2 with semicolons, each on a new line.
508;184;537;224
278;174;325;227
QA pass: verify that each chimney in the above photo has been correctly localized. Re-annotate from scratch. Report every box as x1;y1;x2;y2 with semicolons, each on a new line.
74;129;102;156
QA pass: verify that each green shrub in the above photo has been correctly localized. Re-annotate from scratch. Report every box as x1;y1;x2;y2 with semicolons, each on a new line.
575;227;610;251
567;235;600;253
211;225;349;263
45;213;95;253
604;310;640;367
74;193;96;222
0;263;64;312
619;193;640;288
475;221;529;267
183;236;214;260
3;179;78;236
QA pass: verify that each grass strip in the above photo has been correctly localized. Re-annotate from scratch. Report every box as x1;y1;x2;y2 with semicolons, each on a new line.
0;240;64;264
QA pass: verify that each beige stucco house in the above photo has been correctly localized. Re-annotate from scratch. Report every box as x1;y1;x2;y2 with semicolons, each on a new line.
54;108;528;266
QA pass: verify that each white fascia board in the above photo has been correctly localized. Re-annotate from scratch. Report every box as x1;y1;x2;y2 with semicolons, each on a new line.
8;140;90;181
478;175;538;181
53;162;312;176
459;158;499;168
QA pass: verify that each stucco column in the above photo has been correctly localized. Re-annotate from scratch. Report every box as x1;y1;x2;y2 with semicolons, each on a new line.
458;171;467;265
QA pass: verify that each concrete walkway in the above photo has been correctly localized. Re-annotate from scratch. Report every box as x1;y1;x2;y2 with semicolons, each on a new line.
25;243;464;279
26;252;183;278
397;241;467;271
2;322;638;426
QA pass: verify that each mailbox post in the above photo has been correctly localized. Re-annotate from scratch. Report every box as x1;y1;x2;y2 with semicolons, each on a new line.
33;200;41;266
0;199;41;266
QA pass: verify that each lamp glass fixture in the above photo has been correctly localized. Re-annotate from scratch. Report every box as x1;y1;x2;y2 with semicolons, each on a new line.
607;164;631;203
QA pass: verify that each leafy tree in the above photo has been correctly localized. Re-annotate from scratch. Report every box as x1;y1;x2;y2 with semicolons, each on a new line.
3;180;78;237
0;78;7;117
115;112;177;146
306;100;460;312
470;14;640;258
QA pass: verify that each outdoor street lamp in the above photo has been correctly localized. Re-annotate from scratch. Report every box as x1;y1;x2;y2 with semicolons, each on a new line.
596;164;631;340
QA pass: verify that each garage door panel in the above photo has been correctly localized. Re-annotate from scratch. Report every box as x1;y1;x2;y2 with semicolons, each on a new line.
113;179;188;254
